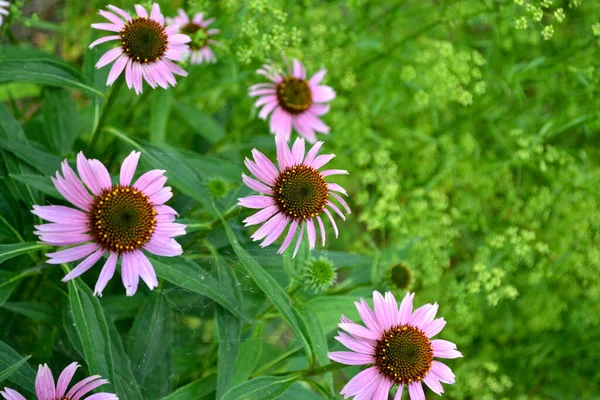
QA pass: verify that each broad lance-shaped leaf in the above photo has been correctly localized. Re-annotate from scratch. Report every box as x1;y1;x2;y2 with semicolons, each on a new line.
0;341;36;394
42;87;79;156
0;355;31;384
10;174;61;199
151;256;253;323
174;100;225;143
222;376;297;400
214;205;313;363
128;291;172;399
160;374;216;400
106;318;143;400
297;306;333;393
68;278;116;393
229;324;264;388
0;243;45;264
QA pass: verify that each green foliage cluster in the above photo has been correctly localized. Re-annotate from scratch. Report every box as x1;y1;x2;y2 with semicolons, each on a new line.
0;0;599;399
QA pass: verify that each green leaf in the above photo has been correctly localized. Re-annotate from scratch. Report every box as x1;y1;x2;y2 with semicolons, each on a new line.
68;278;116;392
279;383;322;400
150;90;173;144
0;243;45;264
3;301;60;323
0;139;63;176
0;355;31;384
160;374;216;400
0;341;36;394
0;271;17;307
128;291;172;399
222;376;297;400
42;88;79;156
174;100;225;143
297;307;333;393
216;307;241;399
216;209;313;363
10;174;61;199
305;296;361;335
106;318;144;400
151;256;253;323
229;324;264;388
0;47;104;97
0;103;25;141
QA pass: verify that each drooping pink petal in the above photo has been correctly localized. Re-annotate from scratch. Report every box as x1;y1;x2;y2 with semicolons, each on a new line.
327;201;346;221
316;216;326;246
243;205;279;227
292;223;305;258
238;195;274;209
334;331;375;355
121;251;140;296
32;205;88;223
132;250;158;290
98;10;125;27
330;192;351;215
242;173;272;195
250;213;286;241
323;208;339;238
270;107;293;141
321;169;349;177
260;215;290;247
338;322;380;340
62;249;106;282
430;361;455;384
89;35;120;49
46;243;100;265
372;377;394;400
408;382;426;400
94;252;118;296
277;219;299;254
339;366;379;398
0;388;27;400
423;373;445;395
144;237;182;257
96;47;123;68
394;384;404;400
306;218;316;250
327;351;374;366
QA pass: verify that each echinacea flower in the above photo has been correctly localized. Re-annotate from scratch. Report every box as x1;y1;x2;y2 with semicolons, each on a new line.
167;9;220;64
238;137;350;257
32;151;186;296
1;362;117;400
328;291;462;400
249;58;336;143
89;3;191;94
0;1;9;27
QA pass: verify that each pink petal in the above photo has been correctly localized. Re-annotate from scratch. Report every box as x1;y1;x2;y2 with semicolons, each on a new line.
89;35;120;49
394;384;404;400
321;169;348;177
316;215;326;246
258;101;279;120
310;154;335;170
98;10;125;27
326;201;346;221
169;33;191;44
94;252;118;296
327;351;374;365
0;388;27;400
149;3;164;24
77;152;102;195
355;298;382;335
260;215;290;247
46;243;99;264
306;218;316;250
34;222;88;234
309;103;330;116
423;318;446;338
65;376;102;399
124;58;134;89
71;378;109;400
303;141;323;167
408;382;425;400
91;23;121;32
409;304;435;328
243;205;279;227
276;136;294;171
238;195;274;210
270;107;292;141
323;208;338;238
423;374;444;396
431;361;455;384
292;222;305;258
107;5;132;22
144;237;182;257
51;175;90;211
131;250;158;291
277;219;298;254
106;55;128;86
339;322;380;340
134;4;148;18
60;160;93;208
89;159;112;190
250;213;286;241
120;150;140;186
32;205;88;223
134;169;166;193
251;150;279;183
309;68;327;86
62;249;106;282
372;377;393;400
340;366;380;398
312;85;336;103
330;192;351;215
304;113;330;134
150;187;173;204
334;331;375;355
121;251;140;296
399;292;414;325
35;364;55;400
242;173;272;195
292;59;306;80
291;138;305;164
373;291;393;331
433;349;463;359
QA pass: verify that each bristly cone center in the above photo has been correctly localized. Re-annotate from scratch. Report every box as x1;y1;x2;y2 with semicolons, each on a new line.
273;165;328;221
88;185;157;253
120;17;168;63
374;325;434;386
277;77;312;114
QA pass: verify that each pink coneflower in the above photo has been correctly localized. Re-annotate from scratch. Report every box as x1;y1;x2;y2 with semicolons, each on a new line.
0;362;117;400
249;58;336;143
328;291;462;400
32;151;185;296
89;3;191;94
238;137;350;257
167;9;220;64
0;1;9;27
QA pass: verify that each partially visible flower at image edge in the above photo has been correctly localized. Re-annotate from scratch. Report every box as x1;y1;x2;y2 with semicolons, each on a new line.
167;9;220;64
238;137;350;257
249;58;336;143
0;1;9;27
328;291;462;400
0;362;117;400
31;151;186;296
89;3;191;94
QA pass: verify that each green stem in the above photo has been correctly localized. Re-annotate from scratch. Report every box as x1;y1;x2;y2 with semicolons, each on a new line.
301;362;346;378
89;77;124;153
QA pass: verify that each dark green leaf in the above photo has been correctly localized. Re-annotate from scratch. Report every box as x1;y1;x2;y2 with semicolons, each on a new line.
305;296;361;335
160;374;216;400
216;209;313;363
150;90;173;144
0;341;36;394
10;174;61;199
297;307;333;393
216;307;241;399
0;139;62;176
0;243;45;264
222;376;297;400
0;103;25;141
230;324;264;388
174;100;225;143
68;278;116;392
151;256;253;323
42;88;79;156
0;355;31;384
0;271;17;307
3;301;60;323
106;318;144;400
128;291;172;399
279;383;322;400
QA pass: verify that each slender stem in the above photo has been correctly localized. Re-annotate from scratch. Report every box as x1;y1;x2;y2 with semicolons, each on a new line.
301;362;346;378
89;77;124;153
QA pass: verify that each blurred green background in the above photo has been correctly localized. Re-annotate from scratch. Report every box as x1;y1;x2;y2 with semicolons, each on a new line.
1;0;600;399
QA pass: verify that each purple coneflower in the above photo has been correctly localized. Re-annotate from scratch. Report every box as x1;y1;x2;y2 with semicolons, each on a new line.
328;291;462;400
32;151;185;296
89;3;190;94
167;9;220;64
249;58;336;143
238;137;350;257
0;1;9;27
1;362;117;400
